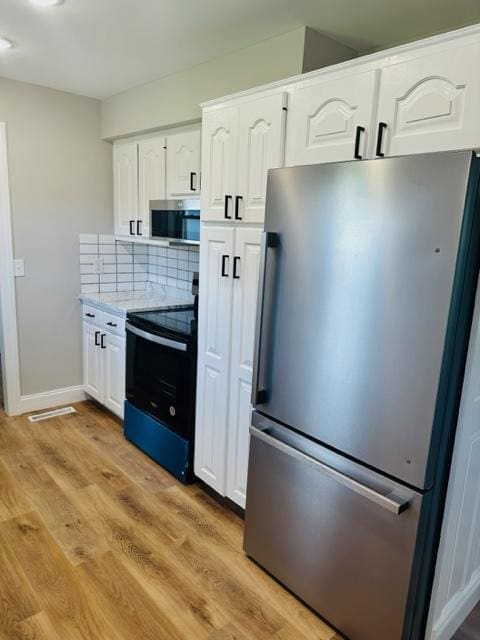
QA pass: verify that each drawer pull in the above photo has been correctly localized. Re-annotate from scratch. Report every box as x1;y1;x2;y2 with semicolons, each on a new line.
106;321;118;327
85;313;95;318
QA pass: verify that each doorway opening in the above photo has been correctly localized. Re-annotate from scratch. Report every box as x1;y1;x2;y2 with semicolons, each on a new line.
0;122;21;415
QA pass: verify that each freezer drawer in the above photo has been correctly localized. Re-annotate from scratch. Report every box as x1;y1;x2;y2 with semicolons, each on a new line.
244;418;425;640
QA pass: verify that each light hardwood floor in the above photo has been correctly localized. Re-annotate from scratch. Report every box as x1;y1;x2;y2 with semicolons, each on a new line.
0;401;338;640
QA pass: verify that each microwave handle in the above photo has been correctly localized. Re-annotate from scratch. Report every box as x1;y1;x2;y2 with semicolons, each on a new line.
137;220;142;236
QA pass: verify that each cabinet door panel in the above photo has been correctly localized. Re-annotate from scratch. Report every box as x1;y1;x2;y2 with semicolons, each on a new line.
138;137;166;237
194;225;235;493
83;323;103;403
166;130;201;197
226;227;262;507
103;333;126;419
377;42;480;156
286;70;379;165
113;142;138;236
201;107;238;221
236;93;287;224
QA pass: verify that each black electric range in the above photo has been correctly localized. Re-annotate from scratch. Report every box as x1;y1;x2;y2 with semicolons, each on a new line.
124;301;198;484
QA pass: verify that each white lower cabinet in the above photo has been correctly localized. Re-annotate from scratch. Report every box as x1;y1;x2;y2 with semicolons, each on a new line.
194;224;262;507
82;305;126;419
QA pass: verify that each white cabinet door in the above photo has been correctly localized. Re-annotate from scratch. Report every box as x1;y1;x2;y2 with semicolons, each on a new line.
226;228;262;507
201;107;238;222
194;224;235;494
103;332;126;419
83;323;103;403
166;130;201;197
113;142;139;236
236;93;287;224
138;137;166;238
286;69;379;166
376;42;480;157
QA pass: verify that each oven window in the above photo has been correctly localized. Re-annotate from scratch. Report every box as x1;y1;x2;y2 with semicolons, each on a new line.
126;330;195;438
151;209;200;241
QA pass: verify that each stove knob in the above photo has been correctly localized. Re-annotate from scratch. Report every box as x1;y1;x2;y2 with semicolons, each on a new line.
169;406;176;417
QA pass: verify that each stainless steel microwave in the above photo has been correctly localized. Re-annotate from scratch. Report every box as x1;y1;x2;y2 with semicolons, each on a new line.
150;199;200;245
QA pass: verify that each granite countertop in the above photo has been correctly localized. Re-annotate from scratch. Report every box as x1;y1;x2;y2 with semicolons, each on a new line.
79;286;193;316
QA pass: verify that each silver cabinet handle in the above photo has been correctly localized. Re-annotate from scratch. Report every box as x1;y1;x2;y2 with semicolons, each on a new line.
126;322;187;351
250;424;410;515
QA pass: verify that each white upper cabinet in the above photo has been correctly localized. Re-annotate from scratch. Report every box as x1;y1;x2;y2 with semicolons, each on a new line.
194;225;235;493
202;94;286;223
201;107;239;222
236;93;287;224
138;137;166;238
113;142;139;237
376;41;480;157
166;130;201;197
286;69;379;166
226;227;262;508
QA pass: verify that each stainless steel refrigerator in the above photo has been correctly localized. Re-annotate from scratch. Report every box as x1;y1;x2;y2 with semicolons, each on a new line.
244;151;480;640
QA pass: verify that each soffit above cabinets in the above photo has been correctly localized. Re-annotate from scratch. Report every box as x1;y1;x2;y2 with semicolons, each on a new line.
0;0;480;99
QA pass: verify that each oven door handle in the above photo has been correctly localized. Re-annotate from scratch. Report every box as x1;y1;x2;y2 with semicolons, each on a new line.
126;322;187;352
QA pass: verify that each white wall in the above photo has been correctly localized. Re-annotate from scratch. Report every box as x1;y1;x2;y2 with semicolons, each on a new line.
0;76;112;397
101;28;308;140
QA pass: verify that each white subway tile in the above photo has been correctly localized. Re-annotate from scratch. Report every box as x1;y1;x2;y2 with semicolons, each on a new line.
158;256;167;266
103;264;116;273
99;244;116;255
167;258;177;268
102;255;116;264
167;277;178;287
99;234;115;244
117;273;133;283
134;243;148;254
177;280;189;290
117;243;134;255
148;274;159;284
167;267;177;278
79;233;98;244
134;254;148;264
158;247;167;257
80;264;96;274
134;282;147;291
157;266;167;276
100;274;116;284
81;284;99;294
134;273;148;282
178;259;189;270
158;275;168;285
117;254;133;264
117;264;133;273
178;270;190;281
80;254;97;264
148;245;158;256
80;244;98;255
117;282;133;292
81;274;99;284
100;283;117;293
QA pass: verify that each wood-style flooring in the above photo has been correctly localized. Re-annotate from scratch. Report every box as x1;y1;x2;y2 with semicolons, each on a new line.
0;401;339;640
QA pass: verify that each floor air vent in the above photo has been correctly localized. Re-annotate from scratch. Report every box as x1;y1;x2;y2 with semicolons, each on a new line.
28;406;76;422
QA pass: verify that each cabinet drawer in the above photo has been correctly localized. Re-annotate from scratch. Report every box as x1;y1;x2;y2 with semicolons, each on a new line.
102;311;125;336
82;305;103;326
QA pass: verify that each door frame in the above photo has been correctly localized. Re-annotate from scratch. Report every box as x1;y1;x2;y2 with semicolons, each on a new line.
0;122;21;415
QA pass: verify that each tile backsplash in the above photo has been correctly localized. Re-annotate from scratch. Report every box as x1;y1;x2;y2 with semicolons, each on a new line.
79;234;199;294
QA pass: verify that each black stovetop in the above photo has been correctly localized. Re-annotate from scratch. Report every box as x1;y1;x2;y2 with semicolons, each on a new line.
127;305;197;341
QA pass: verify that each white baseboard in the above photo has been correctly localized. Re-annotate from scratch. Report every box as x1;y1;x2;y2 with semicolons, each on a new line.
18;385;86;415
430;567;480;640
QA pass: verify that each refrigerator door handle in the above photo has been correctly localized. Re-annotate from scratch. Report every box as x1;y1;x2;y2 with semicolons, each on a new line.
252;231;278;405
250;424;411;515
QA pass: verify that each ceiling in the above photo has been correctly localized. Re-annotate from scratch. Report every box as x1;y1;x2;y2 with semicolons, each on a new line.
0;0;479;99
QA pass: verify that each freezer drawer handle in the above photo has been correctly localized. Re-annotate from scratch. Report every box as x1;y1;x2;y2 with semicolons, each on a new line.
250;425;410;515
126;322;187;352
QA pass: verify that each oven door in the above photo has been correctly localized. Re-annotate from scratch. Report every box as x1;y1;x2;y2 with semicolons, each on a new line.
150;199;200;244
125;322;195;438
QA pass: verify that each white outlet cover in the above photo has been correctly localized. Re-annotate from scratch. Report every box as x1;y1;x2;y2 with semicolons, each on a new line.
13;258;25;277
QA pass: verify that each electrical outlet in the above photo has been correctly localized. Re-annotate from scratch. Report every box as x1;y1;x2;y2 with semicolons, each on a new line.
13;258;25;277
